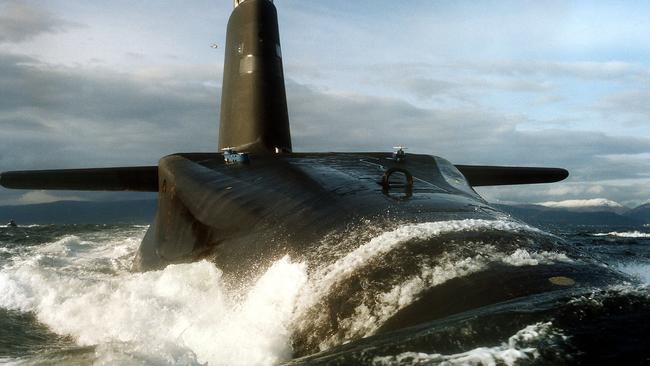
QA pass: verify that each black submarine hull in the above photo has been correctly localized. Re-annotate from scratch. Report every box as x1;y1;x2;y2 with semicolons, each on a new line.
131;152;630;356
132;151;564;273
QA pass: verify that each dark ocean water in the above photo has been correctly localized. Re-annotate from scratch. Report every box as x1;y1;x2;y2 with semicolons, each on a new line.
0;222;648;365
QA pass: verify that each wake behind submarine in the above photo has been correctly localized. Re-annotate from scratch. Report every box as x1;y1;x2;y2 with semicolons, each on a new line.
2;0;649;363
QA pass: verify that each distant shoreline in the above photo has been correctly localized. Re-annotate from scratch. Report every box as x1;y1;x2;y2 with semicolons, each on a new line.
0;199;650;226
1;199;648;226
0;199;157;225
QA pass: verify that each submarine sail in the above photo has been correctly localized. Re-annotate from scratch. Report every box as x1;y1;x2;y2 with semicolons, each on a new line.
219;0;292;153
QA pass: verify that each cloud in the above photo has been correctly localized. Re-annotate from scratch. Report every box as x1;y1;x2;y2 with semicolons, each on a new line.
0;1;73;43
464;60;648;81
596;89;650;126
537;198;623;209
285;79;650;206
392;76;552;102
0;51;220;171
1;49;649;206
18;190;86;205
397;78;456;100
287;80;521;153
477;180;650;209
287;80;650;169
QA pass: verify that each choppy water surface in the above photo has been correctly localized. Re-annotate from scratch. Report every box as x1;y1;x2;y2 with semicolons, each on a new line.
0;222;649;365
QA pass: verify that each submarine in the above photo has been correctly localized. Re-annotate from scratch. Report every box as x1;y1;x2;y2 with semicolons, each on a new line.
2;0;649;363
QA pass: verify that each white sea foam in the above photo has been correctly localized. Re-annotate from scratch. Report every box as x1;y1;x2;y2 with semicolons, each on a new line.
372;322;556;366
567;283;650;310
617;262;650;284
500;248;571;266
293;220;567;350
0;230;307;366
0;224;42;228
0;219;564;365
306;219;542;301
592;231;650;238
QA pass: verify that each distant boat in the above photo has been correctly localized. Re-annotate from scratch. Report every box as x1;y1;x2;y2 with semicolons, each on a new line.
6;219;17;227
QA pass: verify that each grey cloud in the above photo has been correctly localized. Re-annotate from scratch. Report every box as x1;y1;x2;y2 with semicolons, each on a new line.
398;78;456;100
0;51;220;172
368;60;649;82
595;89;650;126
287;79;650;167
126;52;146;60
0;1;73;43
462;60;649;81
395;77;553;102
348;60;648;104
0;53;220;125
1;51;649;206
285;80;650;205
287;80;521;152
0;114;51;131
477;180;650;209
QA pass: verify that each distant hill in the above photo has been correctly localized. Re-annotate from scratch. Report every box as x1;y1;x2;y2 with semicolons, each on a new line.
0;199;157;225
626;203;650;223
495;203;647;226
533;198;630;215
1;198;648;226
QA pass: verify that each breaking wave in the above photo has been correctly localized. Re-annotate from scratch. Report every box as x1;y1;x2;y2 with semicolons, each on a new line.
331;248;571;342
592;231;650;238
617;262;650;284
372;322;559;366
292;219;572;353
0;230;306;365
0;220;580;364
307;219;545;296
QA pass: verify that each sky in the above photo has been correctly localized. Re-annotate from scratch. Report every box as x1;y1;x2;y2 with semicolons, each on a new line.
0;0;649;207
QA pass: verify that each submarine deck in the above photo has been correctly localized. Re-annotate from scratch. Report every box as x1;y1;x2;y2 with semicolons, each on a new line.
134;152;504;271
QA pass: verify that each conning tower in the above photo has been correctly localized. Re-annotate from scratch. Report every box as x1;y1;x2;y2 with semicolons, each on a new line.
218;0;291;153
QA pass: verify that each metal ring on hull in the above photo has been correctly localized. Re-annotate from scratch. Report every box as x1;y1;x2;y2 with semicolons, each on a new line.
382;167;413;199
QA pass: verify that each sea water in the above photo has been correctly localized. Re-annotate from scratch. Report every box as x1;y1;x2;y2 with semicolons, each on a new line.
0;222;649;365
